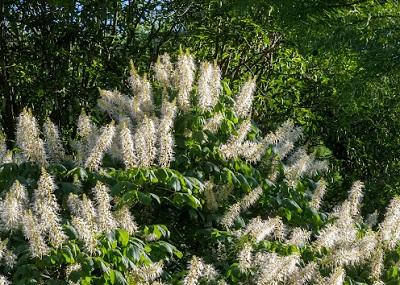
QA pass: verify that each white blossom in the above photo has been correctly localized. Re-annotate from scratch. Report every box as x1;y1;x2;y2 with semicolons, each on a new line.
21;210;49;258
154;53;173;87
85;122;115;171
238;243;253;272
233;79;256;118
0;180;28;230
135;116;157;167
92;182;117;233
16;109;48;166
198;61;221;111
43;118;65;162
119;120;137;169
174;53;196;112
114;206;138;235
310;179;327;210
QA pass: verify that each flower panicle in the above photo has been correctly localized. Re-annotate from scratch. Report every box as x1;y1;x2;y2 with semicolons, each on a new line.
267;119;303;159
0;239;16;268
114;206;138;235
68;193;99;254
129;63;154;116
154;53;173;87
135;116;157;167
238;243;253;272
220;186;263;229
198;61;221;111
239;140;269;163
0;275;10;285
183;256;204;285
21;210;50;258
0;180;28;231
130;261;164;283
16;109;48;166
203;112;224;133
326;232;377;267
284;147;328;185
370;245;384;281
254;252;300;285
85;122;116;171
98;89;132;121
0;133;8;164
76;110;99;165
33;168;67;247
324;267;346;285
77;110;93;139
174;53;196;112
234;78;256;118
183;256;218;285
288;262;318;285
43;118;65;162
310;179;327;210
287;227;311;247
92;182;117;233
219;119;252;159
379;196;400;249
204;182;218;212
219;203;241;229
119;120;137;169
240;186;263;212
158;99;177;167
70;216;98;254
241;216;282;242
348;180;364;218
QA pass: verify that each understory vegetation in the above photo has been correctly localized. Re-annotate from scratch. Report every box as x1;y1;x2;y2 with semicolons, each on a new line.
0;54;399;284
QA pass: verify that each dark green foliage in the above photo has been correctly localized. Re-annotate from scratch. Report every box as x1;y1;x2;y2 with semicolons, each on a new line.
274;0;400;214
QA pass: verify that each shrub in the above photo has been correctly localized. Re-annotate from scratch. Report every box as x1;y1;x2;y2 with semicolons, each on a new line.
0;53;397;284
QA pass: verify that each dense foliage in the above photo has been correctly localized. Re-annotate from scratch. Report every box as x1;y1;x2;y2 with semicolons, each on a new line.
3;0;400;214
0;54;399;284
264;0;400;214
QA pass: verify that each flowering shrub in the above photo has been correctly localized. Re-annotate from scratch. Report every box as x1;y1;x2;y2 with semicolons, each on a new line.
0;52;398;284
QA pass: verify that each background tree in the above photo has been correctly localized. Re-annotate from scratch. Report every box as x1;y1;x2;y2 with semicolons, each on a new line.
261;0;400;213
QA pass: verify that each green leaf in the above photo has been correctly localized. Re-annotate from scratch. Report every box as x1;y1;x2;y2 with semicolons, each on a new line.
169;175;181;192
116;229;129;247
115;271;128;285
67;167;88;181
390;266;398;278
172;193;201;209
174;249;183;259
150;193;161;204
60;182;78;195
61;247;75;263
98;259;110;274
121;190;138;205
109;269;116;284
284;208;292;221
236;173;251;191
286;199;302;213
127;244;143;262
138;191;152;205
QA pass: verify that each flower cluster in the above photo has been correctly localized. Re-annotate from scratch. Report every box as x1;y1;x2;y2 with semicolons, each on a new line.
68;182;137;253
1;169;67;258
196;178;400;284
183;256;219;285
16;109;48;166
